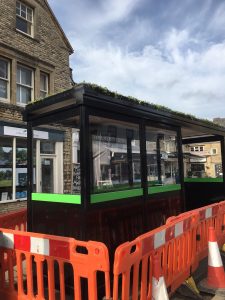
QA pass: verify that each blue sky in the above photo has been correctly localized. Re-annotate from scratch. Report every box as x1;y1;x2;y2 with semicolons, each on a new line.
48;0;225;119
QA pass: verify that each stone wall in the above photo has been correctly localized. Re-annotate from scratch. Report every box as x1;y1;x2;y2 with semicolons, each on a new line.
0;201;27;215
0;0;73;213
0;0;72;94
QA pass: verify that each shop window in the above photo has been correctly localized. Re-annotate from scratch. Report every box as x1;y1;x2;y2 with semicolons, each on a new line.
146;126;179;189
0;58;10;101
16;139;27;200
40;73;49;98
16;65;33;104
90;116;141;194
16;1;33;36
0;138;13;201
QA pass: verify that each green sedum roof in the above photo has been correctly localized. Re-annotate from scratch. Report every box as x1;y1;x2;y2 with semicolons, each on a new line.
26;82;225;131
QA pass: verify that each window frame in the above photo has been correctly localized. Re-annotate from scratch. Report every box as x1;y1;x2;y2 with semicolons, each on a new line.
0;137;28;203
190;146;204;152
16;64;34;105
0;57;10;102
40;72;49;99
16;1;34;37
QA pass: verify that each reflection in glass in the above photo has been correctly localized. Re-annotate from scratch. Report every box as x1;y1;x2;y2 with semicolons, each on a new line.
90;116;141;193
40;141;55;154
146;127;179;186
0;137;13;201
32;116;80;195
16;139;27;199
183;142;223;179
41;158;54;193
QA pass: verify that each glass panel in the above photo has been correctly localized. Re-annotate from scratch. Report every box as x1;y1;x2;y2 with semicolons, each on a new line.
41;158;54;193
32;115;80;197
16;16;29;34
16;67;20;83
183;141;223;180
21;6;26;18
0;59;8;79
146;126;179;186
27;8;32;22
17;85;31;104
40;141;55;154
40;73;47;91
0;138;13;201
16;139;27;199
0;79;7;98
40;91;47;99
90;116;141;193
21;4;26;16
20;67;32;86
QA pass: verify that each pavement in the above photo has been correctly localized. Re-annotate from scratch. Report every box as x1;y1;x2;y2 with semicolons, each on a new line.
171;254;225;300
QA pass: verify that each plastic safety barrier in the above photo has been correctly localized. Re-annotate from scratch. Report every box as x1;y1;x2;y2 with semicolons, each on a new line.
112;211;199;299
0;209;27;231
1;201;225;299
112;200;225;299
0;228;111;300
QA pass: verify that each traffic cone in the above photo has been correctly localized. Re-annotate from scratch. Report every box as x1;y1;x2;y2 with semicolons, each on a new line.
152;253;169;300
207;226;225;288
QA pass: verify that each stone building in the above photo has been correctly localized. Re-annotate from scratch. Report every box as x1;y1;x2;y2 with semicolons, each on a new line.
0;0;73;213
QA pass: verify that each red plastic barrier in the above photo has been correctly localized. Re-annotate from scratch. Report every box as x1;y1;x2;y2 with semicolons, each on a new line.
113;212;199;299
0;228;111;300
0;209;27;231
1;201;225;299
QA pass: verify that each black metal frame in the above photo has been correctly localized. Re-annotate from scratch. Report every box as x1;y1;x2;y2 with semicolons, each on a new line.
81;105;184;211
27;122;33;231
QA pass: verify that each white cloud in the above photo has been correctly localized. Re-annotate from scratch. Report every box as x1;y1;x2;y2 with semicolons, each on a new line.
49;0;225;119
70;28;225;119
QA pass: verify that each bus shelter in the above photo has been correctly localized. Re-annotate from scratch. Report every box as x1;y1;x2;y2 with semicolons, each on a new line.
23;83;225;253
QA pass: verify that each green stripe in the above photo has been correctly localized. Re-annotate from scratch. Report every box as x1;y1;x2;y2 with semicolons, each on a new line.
148;184;181;194
184;178;223;183
32;193;81;204
91;188;143;203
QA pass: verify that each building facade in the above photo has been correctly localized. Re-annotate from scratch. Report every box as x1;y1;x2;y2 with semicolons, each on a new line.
0;0;73;213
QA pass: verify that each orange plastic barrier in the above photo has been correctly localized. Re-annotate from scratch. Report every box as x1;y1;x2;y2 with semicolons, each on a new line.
0;228;111;300
1;201;225;299
0;209;27;231
113;212;199;299
112;200;225;300
167;203;222;271
217;201;225;245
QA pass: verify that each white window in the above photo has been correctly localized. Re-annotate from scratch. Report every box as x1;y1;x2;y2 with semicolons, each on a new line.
16;1;33;36
0;58;10;101
40;73;49;98
190;146;204;152
16;65;33;104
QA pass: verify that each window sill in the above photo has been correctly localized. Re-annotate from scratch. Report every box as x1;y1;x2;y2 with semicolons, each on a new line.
0;198;27;204
15;29;39;43
0;98;10;103
16;102;28;107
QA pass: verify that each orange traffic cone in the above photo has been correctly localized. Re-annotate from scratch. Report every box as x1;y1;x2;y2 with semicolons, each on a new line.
207;226;225;288
152;253;169;300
